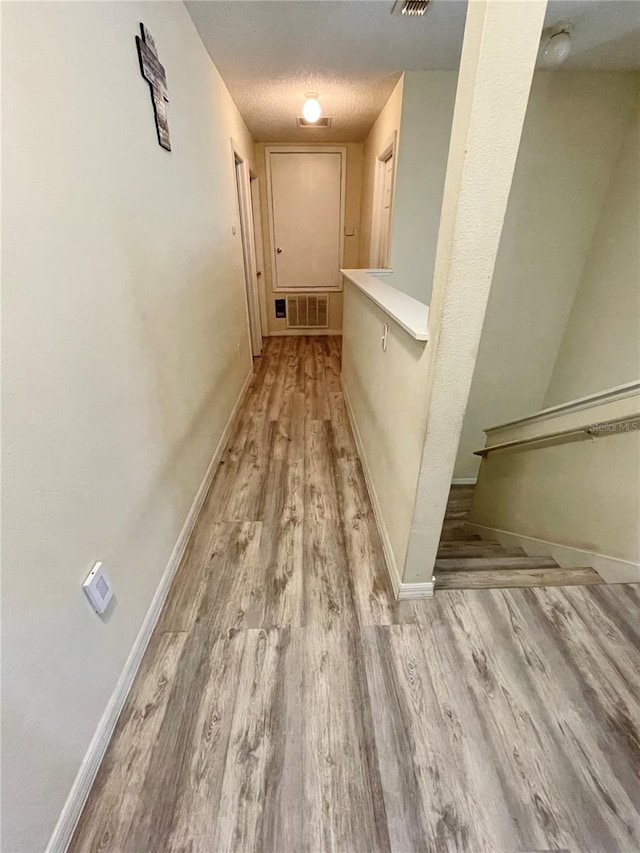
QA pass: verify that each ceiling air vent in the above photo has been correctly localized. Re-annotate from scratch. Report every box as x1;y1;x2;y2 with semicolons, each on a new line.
393;0;430;15
297;116;333;128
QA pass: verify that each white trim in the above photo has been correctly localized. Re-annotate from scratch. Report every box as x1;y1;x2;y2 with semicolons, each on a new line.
45;370;253;853
452;477;477;485
268;329;343;337
486;380;640;435
370;131;397;269
265;145;347;293
341;375;401;597
232;139;262;357
250;175;269;335
467;522;640;585
341;269;429;341
397;579;435;599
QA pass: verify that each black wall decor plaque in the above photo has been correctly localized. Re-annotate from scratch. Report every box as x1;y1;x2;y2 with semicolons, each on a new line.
136;23;171;151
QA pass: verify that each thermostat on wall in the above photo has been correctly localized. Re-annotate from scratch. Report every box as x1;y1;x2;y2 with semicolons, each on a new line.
83;561;114;615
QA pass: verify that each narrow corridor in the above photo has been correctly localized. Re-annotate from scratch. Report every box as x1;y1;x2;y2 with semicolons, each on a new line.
70;336;640;853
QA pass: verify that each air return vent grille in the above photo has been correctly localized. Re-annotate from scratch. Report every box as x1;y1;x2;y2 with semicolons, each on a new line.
297;116;333;128
286;295;329;329
393;0;430;15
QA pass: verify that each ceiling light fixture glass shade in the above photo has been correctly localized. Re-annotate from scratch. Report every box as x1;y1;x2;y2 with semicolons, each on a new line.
302;94;322;124
538;31;572;68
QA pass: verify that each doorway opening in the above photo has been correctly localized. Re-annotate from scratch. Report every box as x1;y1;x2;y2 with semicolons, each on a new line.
232;141;262;357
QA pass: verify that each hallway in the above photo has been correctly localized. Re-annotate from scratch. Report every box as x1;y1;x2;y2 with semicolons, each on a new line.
70;337;640;852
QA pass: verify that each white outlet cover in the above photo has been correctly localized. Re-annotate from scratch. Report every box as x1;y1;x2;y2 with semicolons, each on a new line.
83;561;114;614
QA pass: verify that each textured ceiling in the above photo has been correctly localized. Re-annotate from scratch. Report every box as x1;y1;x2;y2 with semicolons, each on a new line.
185;0;468;142
186;0;640;143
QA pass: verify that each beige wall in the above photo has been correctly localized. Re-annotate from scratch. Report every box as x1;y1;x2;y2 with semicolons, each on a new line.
545;98;640;406
254;142;363;335
390;72;458;303
2;3;255;851
341;284;430;587
359;76;404;269
471;395;640;575
359;73;457;304
454;73;639;479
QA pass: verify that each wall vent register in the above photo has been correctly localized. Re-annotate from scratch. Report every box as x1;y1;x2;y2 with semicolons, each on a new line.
286;294;329;328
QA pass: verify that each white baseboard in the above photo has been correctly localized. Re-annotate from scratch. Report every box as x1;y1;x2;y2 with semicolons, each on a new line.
45;369;253;853
397;579;435;599
268;329;342;337
341;375;402;597
467;522;640;585
452;477;477;485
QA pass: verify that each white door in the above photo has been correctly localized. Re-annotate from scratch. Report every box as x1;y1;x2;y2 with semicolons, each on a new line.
268;151;344;290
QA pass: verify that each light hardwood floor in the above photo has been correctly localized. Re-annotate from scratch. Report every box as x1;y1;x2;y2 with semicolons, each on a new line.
70;336;640;853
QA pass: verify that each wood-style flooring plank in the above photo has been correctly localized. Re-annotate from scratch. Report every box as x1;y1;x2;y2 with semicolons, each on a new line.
328;392;359;459
258;458;304;628
213;628;303;853
137;628;248;853
436;589;640;850
303;625;391;853
326;335;342;358
434;555;559;571
304;419;341;523
475;587;640;847
362;623;510;853
156;511;217;632
304;348;330;421
436;565;602;590
436;541;525;558
303;518;358;631
195;521;264;633
586;583;640;649
69;632;188;852
323;355;342;394
335;458;420;626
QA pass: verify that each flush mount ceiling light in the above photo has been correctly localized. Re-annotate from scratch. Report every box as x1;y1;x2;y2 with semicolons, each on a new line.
538;30;572;68
302;94;322;124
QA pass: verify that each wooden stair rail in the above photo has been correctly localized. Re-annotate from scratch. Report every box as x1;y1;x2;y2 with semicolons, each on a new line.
474;414;640;457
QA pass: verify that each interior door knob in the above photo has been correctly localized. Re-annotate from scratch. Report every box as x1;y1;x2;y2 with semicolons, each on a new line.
276;247;282;254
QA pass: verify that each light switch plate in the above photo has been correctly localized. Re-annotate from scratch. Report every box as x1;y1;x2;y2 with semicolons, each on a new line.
83;561;114;614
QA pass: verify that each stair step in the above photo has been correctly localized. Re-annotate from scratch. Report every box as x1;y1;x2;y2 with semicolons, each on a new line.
448;486;475;501
446;497;474;509
439;532;481;542
439;521;480;541
435;566;603;590
437;541;525;559
444;509;471;521
435;555;559;571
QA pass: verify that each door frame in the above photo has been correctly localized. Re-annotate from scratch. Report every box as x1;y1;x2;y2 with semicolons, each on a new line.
265;145;347;292
250;175;269;334
370;132;397;269
231;139;262;357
